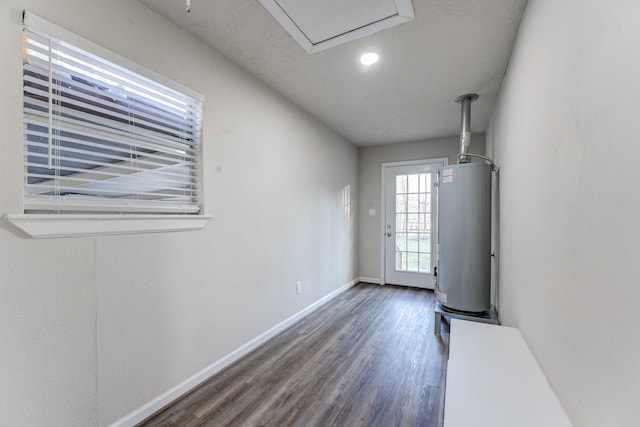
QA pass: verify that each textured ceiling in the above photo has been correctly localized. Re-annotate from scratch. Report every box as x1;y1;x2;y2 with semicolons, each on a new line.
139;0;527;146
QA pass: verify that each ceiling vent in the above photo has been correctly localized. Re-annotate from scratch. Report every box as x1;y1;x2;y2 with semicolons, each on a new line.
258;0;415;54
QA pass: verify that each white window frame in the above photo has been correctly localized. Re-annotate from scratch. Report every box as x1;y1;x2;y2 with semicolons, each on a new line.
7;12;210;238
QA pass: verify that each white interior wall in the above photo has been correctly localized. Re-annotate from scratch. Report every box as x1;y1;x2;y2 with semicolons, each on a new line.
0;1;358;425
358;135;486;281
486;0;640;425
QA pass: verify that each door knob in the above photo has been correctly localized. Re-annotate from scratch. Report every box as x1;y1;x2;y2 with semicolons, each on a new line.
386;232;392;237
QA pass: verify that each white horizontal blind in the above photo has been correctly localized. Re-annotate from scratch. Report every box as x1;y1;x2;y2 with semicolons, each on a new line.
22;25;203;214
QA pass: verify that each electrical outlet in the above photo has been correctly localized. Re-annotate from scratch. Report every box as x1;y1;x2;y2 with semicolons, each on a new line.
296;281;303;294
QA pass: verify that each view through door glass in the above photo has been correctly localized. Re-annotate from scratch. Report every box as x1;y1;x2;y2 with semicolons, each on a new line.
395;173;432;273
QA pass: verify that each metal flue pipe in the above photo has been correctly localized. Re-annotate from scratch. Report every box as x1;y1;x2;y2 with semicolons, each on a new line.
455;93;479;163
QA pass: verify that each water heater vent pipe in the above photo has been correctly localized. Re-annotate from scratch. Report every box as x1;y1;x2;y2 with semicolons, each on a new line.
454;93;498;171
455;93;478;164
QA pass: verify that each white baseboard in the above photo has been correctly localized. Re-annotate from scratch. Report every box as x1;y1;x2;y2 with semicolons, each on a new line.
358;276;381;284
109;278;359;427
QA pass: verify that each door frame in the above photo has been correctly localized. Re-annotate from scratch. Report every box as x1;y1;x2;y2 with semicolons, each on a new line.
380;158;449;286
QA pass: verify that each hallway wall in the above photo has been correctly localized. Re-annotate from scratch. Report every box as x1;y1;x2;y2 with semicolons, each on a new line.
0;1;358;425
486;0;640;425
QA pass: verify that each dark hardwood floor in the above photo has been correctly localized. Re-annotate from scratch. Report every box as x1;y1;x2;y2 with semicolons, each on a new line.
138;283;450;427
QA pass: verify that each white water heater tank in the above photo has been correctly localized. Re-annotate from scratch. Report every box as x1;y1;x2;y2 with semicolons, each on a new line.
436;162;491;312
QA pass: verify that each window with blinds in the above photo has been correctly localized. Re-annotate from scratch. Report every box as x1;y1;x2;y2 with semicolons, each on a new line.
22;26;203;214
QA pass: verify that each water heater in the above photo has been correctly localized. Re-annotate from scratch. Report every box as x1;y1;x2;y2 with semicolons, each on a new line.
436;162;491;312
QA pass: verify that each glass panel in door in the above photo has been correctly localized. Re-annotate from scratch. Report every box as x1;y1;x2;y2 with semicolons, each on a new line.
394;173;432;273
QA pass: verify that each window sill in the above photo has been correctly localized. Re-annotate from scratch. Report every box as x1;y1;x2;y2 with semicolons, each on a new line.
5;214;211;239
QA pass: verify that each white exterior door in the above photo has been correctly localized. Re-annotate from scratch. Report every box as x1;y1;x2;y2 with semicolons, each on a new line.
383;160;445;289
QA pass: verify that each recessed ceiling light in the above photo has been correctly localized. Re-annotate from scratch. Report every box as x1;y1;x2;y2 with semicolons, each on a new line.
360;52;379;66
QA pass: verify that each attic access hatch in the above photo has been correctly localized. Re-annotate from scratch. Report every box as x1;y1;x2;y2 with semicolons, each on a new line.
259;0;415;54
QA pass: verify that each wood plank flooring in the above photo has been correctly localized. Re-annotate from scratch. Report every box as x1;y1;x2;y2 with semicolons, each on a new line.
138;283;450;427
